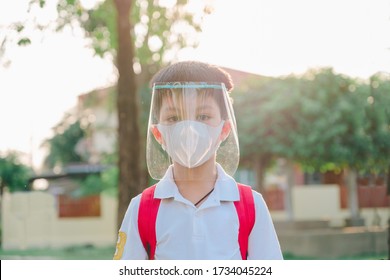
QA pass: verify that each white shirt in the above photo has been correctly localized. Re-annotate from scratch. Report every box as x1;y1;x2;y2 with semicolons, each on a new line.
116;164;283;260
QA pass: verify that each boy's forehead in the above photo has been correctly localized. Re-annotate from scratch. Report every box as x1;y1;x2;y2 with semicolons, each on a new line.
161;92;216;105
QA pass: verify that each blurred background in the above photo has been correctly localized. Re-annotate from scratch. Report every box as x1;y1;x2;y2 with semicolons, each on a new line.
0;0;389;259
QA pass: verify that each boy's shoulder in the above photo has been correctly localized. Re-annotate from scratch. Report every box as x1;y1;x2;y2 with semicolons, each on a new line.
236;182;258;196
142;184;158;193
236;182;253;189
235;182;256;205
235;183;265;205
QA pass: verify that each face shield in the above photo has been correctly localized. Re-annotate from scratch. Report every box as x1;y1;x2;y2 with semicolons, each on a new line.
146;82;239;180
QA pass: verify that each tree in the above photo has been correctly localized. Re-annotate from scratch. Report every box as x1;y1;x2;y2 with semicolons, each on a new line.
0;152;33;194
42;113;86;168
366;73;390;173
233;76;301;193
233;68;390;223
295;69;371;225
233;76;302;220
234;68;373;174
5;0;211;228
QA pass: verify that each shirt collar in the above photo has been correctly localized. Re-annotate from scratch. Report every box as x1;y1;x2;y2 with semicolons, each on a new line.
154;165;177;199
154;164;240;202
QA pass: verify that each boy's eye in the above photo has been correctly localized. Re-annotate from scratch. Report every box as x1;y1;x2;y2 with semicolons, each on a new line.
166;115;180;123
197;114;211;121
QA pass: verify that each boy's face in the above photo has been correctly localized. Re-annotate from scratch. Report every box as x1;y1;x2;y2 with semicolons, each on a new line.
147;83;239;179
159;93;223;127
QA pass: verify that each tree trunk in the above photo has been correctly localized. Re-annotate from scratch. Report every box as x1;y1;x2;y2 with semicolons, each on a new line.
387;164;390;196
253;155;271;195
284;160;295;221
346;168;359;219
345;168;364;226
0;181;5;196
114;0;141;230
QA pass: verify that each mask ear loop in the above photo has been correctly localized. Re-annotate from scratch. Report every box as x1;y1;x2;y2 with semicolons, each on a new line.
220;120;231;142
151;125;163;145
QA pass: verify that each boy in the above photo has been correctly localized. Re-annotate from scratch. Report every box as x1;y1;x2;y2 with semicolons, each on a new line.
114;61;283;260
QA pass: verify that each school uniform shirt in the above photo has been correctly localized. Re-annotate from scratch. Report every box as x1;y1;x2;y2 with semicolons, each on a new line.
115;164;283;260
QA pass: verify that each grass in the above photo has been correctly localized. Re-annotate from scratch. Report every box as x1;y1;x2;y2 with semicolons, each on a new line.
0;245;116;260
0;245;387;260
283;252;388;260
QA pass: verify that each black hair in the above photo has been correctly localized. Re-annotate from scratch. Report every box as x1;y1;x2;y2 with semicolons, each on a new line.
150;61;234;92
150;62;235;124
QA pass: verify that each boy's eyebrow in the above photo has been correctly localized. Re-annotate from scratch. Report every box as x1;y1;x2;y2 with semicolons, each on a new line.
162;104;215;114
161;106;181;113
162;105;215;112
196;105;215;110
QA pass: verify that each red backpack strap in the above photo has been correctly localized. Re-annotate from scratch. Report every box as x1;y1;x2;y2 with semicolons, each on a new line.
138;185;161;260
234;183;255;260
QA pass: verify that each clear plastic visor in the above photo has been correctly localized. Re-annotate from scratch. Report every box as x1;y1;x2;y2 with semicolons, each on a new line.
146;82;239;180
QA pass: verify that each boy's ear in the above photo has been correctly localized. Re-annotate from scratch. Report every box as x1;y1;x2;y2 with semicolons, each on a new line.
220;120;231;141
151;125;163;144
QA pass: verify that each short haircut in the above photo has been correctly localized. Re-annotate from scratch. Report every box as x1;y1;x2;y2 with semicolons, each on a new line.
150;61;234;123
150;61;234;91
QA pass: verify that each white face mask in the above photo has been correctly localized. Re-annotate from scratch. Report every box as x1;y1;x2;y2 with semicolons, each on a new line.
157;120;224;168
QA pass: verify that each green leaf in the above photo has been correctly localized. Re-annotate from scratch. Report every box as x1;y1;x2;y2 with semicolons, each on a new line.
17;38;31;46
16;24;25;33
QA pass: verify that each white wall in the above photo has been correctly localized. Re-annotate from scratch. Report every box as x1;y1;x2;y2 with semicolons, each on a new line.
270;184;389;228
1;191;118;250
